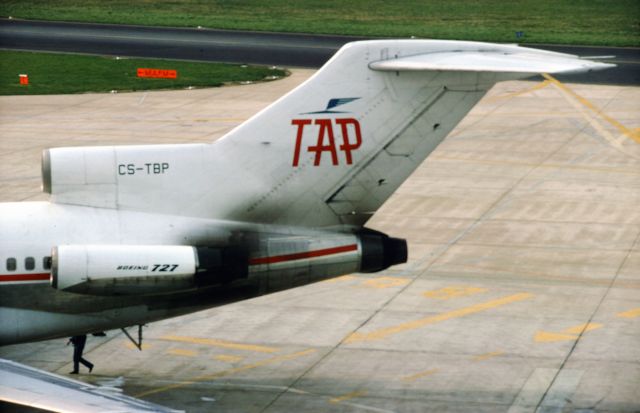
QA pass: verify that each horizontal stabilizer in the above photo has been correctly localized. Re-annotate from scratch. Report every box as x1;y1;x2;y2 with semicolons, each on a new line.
369;48;615;74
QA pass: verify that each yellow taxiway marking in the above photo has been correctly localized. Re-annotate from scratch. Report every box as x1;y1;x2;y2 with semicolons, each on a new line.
124;342;152;350
362;276;410;289
322;274;358;283
401;368;440;382
472;350;504;362
345;293;533;343
535;322;603;343
161;335;279;353
543;73;640;144
486;80;551;102
167;348;197;357
617;307;640;318
214;354;244;363
329;390;368;404
423;286;488;300
135;348;317;398
564;323;602;335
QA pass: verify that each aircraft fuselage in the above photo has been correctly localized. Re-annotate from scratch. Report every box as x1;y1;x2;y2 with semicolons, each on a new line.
0;201;398;344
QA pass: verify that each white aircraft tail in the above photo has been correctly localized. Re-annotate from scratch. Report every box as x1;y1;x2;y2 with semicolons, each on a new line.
45;40;612;227
210;40;611;227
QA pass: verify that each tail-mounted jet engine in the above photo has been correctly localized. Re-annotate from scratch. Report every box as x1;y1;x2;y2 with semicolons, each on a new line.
51;245;248;296
51;230;407;296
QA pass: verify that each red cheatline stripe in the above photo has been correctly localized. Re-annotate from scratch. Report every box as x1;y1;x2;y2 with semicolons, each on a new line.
249;244;358;266
0;273;50;282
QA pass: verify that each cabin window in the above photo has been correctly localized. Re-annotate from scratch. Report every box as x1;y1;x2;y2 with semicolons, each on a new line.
6;258;17;271
43;256;52;270
25;257;35;270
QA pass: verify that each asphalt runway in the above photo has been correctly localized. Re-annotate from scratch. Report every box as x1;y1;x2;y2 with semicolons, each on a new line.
1;18;639;86
0;68;638;412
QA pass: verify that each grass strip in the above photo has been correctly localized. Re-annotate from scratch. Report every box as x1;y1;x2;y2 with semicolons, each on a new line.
0;50;286;95
1;0;638;47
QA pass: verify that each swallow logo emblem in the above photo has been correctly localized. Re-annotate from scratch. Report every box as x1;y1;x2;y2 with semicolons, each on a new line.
302;97;360;114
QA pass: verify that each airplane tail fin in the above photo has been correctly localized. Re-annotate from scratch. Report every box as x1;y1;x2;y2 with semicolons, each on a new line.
208;40;612;227
46;40;612;225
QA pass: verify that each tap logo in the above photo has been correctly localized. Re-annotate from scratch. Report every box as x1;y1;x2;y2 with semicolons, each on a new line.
291;98;362;167
302;98;361;114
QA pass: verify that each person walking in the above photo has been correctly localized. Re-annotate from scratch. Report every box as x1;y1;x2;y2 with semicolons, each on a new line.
67;335;94;374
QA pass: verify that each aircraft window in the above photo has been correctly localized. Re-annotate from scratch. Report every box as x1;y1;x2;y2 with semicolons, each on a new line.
43;256;52;270
6;258;17;271
25;257;35;270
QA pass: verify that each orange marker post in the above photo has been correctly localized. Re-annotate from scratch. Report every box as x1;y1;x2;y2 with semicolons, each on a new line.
19;74;29;85
137;68;178;79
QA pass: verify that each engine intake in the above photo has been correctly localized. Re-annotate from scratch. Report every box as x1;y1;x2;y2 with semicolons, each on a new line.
51;245;248;296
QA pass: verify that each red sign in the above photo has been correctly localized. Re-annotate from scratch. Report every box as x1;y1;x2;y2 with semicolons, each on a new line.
137;68;177;79
19;74;29;85
291;118;362;167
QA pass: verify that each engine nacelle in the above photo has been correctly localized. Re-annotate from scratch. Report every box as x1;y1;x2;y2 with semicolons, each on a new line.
358;230;408;273
50;230;406;296
51;245;248;295
248;229;407;292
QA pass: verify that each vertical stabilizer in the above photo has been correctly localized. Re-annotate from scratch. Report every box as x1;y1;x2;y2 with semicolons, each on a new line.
48;40;610;223
205;40;611;228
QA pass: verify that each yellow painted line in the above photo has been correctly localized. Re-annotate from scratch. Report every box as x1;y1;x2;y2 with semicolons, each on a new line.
535;322;603;342
472;350;504;362
329;390;368;404
543;73;640;144
161;335;278;353
361;276;410;289
535;331;577;342
423;286;488;300
617;307;640;318
124;342;152;350
486;80;551;102
322;274;358;283
167;348;197;357
214;354;244;363
564;322;603;335
345;293;533;343
401;368;439;382
135;348;317;398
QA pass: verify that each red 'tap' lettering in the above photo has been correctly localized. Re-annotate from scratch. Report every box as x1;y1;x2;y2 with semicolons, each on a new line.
308;119;339;166
290;118;362;167
291;119;311;167
335;118;362;165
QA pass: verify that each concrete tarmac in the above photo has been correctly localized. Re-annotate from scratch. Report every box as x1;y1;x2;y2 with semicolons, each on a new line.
0;72;639;412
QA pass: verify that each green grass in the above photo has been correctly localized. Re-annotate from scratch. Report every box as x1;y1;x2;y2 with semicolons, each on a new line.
1;0;638;46
0;51;287;95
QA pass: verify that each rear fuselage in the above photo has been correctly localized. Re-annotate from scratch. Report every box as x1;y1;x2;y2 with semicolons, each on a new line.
0;202;401;344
